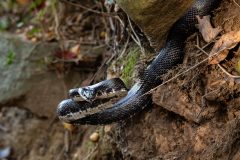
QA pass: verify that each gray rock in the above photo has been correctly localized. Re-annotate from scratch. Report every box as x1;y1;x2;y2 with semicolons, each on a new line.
0;33;85;117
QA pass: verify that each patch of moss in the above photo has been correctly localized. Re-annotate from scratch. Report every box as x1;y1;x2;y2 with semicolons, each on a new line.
120;46;141;87
235;59;240;75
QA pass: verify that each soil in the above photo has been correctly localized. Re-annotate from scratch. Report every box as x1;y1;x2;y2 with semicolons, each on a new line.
0;0;240;160
112;1;240;159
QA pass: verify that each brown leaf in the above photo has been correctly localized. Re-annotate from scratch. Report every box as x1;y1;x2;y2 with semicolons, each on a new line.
196;15;222;43
54;50;77;60
209;30;240;65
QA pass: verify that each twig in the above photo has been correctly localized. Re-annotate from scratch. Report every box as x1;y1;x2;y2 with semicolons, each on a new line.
195;35;216;55
118;35;130;58
88;24;129;83
106;5;116;33
195;45;240;79
52;0;61;40
139;48;227;98
127;16;140;44
61;0;115;17
52;58;79;63
88;52;117;85
233;0;240;8
114;16;125;28
145;57;210;96
127;15;145;54
217;64;240;79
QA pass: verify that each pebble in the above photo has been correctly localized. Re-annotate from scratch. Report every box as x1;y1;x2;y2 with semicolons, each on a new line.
89;132;99;142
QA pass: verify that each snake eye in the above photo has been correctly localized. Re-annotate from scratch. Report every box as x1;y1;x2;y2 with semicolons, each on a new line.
105;88;113;93
69;89;80;99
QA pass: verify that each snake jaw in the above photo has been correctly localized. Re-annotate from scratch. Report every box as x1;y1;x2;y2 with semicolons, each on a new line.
57;99;78;123
57;97;126;123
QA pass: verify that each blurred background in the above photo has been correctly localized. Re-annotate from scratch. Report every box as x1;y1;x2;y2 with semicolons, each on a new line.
0;0;129;159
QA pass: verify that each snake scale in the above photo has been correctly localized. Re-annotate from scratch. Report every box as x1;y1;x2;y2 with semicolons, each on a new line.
57;0;221;125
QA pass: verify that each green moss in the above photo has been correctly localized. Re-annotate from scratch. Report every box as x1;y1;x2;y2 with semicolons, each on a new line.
84;140;93;150
235;59;240;75
120;46;141;87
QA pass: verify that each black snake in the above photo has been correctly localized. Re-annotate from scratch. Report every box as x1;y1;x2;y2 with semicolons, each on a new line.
57;0;221;125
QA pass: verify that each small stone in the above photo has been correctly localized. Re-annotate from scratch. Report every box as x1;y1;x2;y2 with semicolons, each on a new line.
89;132;100;142
73;153;79;159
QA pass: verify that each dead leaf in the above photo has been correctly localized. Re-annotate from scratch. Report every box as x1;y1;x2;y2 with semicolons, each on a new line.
196;15;222;43
71;44;86;61
54;50;77;60
209;30;240;65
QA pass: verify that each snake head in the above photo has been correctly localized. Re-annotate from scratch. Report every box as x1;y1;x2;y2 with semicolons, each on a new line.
69;87;97;102
78;87;96;102
57;99;93;123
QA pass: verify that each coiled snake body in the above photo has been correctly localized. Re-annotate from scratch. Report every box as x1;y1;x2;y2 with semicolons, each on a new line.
57;0;221;125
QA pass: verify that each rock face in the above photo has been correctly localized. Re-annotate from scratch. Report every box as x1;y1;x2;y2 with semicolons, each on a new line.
0;33;85;117
116;0;194;50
